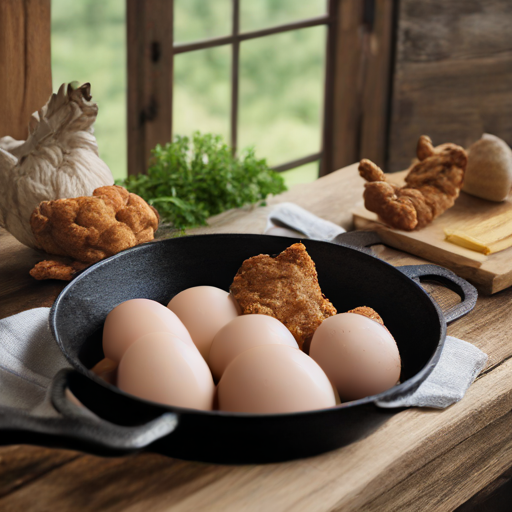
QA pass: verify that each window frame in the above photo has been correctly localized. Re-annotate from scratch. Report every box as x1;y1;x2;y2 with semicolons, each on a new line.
126;0;395;178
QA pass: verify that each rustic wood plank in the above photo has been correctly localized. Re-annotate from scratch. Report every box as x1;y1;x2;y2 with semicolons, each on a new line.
332;0;365;170
127;0;173;176
0;230;65;320
388;0;512;171
363;409;512;511
0;0;52;140
0;446;80;499
359;0;395;168
331;0;395;171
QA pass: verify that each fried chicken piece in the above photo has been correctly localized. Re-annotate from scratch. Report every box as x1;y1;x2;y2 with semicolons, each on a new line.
359;136;467;231
29;260;89;281
347;306;384;325
230;243;337;349
29;185;159;279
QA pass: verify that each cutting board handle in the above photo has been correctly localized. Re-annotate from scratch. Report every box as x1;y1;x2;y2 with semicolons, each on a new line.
397;265;478;323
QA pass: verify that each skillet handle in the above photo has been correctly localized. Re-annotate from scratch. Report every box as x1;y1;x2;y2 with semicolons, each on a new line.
397;265;478;322
332;231;478;322
49;368;178;453
330;230;382;256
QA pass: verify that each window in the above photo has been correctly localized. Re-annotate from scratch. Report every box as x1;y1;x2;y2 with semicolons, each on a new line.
128;0;339;184
51;0;126;181
51;1;394;184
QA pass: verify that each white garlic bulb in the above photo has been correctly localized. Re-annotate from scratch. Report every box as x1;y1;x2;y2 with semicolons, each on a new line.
0;82;114;248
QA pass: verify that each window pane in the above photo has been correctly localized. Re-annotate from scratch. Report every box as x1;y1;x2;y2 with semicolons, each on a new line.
173;47;231;141
241;0;326;32
51;0;126;181
174;0;232;44
281;161;319;188
239;27;325;167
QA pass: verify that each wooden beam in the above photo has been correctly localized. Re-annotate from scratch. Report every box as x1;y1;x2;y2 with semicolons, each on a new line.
331;0;395;171
0;0;52;140
359;0;396;168
127;0;173;176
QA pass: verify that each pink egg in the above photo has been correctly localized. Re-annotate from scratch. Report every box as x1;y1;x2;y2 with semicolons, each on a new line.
209;314;298;381
217;344;336;414
167;286;239;361
117;332;215;410
309;313;401;401
103;298;194;362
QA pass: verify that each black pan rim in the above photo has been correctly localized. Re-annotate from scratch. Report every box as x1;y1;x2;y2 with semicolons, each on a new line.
49;232;446;419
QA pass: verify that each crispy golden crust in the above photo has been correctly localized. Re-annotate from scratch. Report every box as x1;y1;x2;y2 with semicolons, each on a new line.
347;306;384;325
230;243;337;349
358;136;467;231
30;185;159;264
29;260;89;281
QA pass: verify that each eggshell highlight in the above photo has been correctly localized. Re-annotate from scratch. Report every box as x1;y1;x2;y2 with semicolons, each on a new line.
103;298;194;362
309;313;401;401
217;344;336;414
209;314;298;381
117;332;215;410
167;286;239;361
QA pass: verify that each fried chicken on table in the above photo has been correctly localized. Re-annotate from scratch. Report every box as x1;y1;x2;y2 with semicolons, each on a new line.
230;243;337;350
359;135;467;231
29;185;159;280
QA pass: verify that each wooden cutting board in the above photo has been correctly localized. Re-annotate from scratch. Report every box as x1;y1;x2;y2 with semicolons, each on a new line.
352;170;512;295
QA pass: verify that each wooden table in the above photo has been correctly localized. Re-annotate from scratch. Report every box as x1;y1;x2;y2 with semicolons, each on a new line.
1;164;512;511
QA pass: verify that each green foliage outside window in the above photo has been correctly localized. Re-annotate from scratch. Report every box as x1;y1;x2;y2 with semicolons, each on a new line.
117;132;287;229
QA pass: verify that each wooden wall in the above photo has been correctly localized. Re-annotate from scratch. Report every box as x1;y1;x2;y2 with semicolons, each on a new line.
387;0;512;171
331;0;395;172
0;0;52;140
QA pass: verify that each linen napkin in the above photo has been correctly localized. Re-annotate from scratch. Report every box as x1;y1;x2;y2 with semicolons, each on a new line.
265;202;488;409
0;307;71;418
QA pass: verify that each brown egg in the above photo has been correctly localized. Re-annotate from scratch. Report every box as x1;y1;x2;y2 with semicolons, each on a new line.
217;344;336;414
103;298;195;363
167;286;239;362
117;332;215;410
209;314;298;381
309;313;401;401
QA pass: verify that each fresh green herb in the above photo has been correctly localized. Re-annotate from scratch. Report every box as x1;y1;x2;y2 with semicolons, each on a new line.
117;132;287;230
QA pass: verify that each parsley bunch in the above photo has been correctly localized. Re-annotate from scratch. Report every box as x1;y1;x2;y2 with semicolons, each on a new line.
118;132;287;230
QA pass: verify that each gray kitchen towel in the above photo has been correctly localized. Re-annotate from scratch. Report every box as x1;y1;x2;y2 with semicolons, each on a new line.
0;307;71;418
265;202;489;409
265;202;346;240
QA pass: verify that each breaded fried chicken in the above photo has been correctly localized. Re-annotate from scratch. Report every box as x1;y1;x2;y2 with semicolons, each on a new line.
359;135;467;231
230;243;337;349
348;306;384;325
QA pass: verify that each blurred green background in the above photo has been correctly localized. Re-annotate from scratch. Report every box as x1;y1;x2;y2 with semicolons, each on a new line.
51;0;326;187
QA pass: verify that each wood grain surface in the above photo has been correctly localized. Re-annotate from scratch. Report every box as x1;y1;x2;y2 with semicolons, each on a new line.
127;0;174;176
331;0;395;171
0;0;52;140
353;170;512;294
1;165;512;511
388;0;512;171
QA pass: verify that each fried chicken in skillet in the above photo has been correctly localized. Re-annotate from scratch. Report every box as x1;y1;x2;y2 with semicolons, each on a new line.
230;243;337;349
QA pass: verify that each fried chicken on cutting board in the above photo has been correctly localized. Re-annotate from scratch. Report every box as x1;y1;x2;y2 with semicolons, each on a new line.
359;135;467;231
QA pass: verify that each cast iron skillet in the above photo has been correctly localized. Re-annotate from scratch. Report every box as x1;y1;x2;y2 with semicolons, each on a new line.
3;232;477;463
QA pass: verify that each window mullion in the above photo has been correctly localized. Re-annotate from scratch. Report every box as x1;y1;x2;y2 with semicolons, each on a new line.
230;0;240;156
